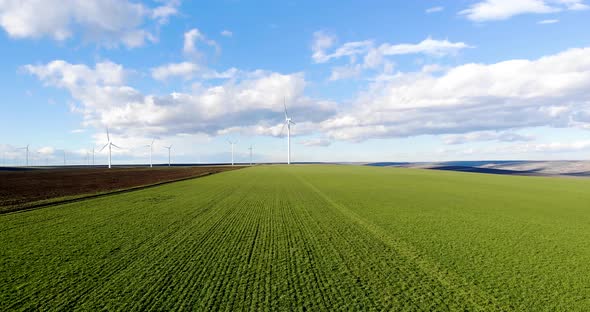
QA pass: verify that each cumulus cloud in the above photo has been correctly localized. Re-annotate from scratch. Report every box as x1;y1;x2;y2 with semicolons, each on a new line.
183;28;219;58
321;47;590;141
312;34;470;80
220;30;233;37
25;60;337;143
0;0;176;47
460;0;588;22
151;62;200;81
152;0;180;24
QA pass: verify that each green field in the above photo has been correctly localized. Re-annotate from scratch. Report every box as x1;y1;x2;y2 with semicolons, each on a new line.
1;165;589;311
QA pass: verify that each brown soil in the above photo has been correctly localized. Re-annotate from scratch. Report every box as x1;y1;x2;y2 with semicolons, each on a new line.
0;166;243;213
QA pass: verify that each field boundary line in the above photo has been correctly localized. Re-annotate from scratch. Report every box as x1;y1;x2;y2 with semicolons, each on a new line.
293;173;509;312
1;170;235;215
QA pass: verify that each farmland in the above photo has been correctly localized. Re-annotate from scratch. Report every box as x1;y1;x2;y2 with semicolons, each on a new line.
0;166;242;213
1;165;589;310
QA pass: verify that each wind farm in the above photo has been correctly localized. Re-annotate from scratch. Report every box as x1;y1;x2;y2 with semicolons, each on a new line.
2;1;590;311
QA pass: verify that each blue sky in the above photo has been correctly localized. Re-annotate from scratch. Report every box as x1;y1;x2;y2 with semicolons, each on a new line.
1;0;590;166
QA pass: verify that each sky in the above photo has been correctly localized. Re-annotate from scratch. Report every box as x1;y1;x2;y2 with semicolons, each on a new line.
1;0;590;166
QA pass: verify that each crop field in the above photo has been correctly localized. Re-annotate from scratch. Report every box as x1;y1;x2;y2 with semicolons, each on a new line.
0;166;242;213
1;165;589;310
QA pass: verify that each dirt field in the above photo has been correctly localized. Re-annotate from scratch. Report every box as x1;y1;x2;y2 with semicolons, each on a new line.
0;166;243;213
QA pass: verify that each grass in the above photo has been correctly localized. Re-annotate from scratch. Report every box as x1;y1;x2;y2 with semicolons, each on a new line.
1;165;589;310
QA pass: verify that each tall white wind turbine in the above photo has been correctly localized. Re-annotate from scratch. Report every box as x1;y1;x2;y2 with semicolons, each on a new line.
99;128;120;169
19;144;29;167
227;139;237;166
163;145;172;167
282;98;296;165
145;138;156;168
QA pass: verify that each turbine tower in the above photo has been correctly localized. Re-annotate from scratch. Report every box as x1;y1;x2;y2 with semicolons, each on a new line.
163;145;172;167
282;98;296;165
227;140;237;166
19;144;29;167
248;145;253;166
145;138;156;168
99;128;120;169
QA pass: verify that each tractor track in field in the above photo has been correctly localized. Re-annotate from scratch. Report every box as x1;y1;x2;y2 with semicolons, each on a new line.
293;171;510;312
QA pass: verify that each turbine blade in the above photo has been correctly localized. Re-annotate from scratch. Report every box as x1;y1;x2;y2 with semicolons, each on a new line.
106;128;110;141
283;97;289;119
152;138;155;145
279;122;286;137
99;143;109;152
290;120;296;125
111;143;121;149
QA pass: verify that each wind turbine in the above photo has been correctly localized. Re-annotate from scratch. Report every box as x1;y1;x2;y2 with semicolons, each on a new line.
99;128;120;169
145;138;156;168
163;145;172;167
281;98;296;165
248;145;253;166
227;139;237;166
19;144;29;167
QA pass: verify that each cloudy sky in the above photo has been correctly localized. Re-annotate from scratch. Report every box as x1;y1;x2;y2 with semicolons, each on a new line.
1;0;590;165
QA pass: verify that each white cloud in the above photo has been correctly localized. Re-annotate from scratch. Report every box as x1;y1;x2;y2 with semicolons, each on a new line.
442;131;534;144
329;64;363;81
152;0;180;24
460;0;588;22
518;140;590;152
220;30;233;37
151;62;200;81
151;63;240;81
314;36;469;64
378;38;471;57
426;6;444;13
183;28;219;58
321;47;590;141
24;60;126;87
313;34;470;80
538;18;560;23
299;138;332;147
25;60;337;143
311;31;337;63
0;0;174;47
313;39;373;63
37;146;55;155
